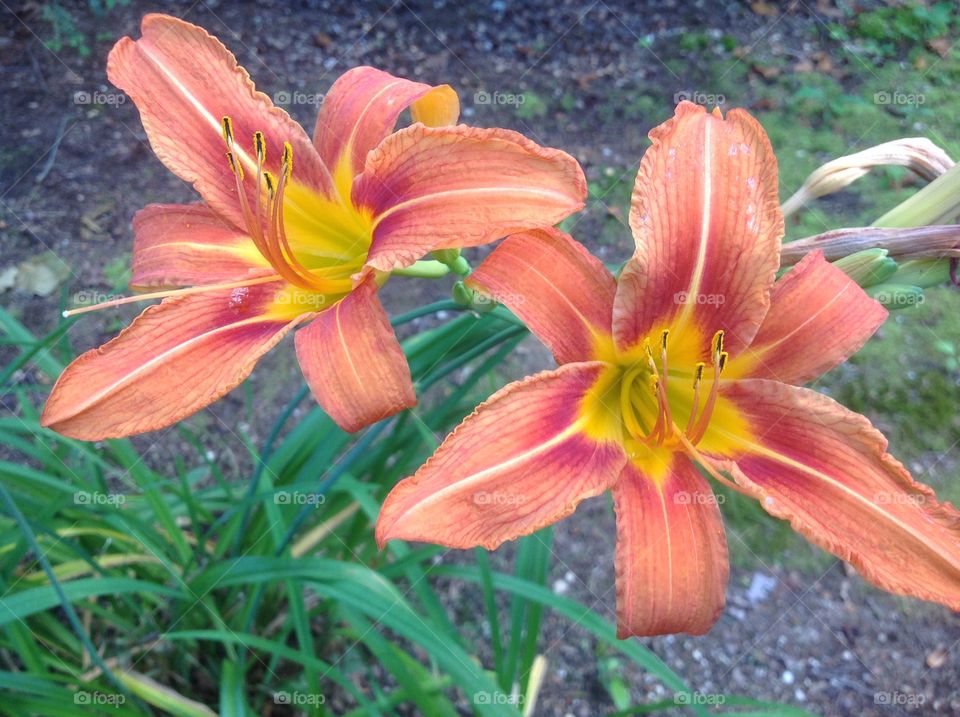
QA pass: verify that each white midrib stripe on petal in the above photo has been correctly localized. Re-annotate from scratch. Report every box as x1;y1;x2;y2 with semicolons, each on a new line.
398;420;587;519
370;186;573;229
677;118;713;329
63;314;293;420
138;43;259;177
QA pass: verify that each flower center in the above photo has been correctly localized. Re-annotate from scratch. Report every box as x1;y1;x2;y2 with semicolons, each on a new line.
220;116;370;297
618;329;728;451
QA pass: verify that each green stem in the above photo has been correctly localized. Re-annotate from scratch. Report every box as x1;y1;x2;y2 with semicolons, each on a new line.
874;162;960;227
392;260;451;278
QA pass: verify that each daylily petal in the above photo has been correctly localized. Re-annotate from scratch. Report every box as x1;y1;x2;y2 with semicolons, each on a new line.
131;203;269;289
355;125;587;271
107;14;334;229
313;66;458;193
613;102;783;355
613;456;729;637
467;228;617;364
41;282;306;440
376;362;626;550
734;251;887;384
719;379;960;610
295;276;415;432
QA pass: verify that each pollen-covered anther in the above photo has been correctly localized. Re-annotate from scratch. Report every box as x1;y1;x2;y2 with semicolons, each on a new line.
687;330;729;445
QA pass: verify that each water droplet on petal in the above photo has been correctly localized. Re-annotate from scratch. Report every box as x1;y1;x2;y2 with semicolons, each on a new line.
746;176;757;189
229;286;251;313
668;147;677;159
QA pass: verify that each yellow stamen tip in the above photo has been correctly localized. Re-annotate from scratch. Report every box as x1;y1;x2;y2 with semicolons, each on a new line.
718;351;729;373
254;131;266;162
225;150;243;180
263;171;276;198
282;141;293;179
712;329;725;355
221;116;234;145
694;361;705;384
660;329;669;351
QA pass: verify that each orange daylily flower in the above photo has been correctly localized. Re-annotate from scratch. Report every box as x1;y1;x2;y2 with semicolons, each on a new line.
377;102;960;638
41;14;585;440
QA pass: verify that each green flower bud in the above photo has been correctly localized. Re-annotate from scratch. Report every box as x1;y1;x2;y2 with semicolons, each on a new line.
832;248;899;287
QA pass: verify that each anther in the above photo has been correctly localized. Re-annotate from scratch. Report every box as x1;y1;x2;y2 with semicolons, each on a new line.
263;171;276;199
718;351;728;373
225;151;243;180
254;131;266;162
282;141;293;180
712;329;724;357
221;116;235;146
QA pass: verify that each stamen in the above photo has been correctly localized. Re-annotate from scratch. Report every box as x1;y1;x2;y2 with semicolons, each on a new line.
712;329;724;356
689;340;726;445
685;361;706;434
225;151;243;180
221;116;235;145
282;141;293;180
254;131;266;162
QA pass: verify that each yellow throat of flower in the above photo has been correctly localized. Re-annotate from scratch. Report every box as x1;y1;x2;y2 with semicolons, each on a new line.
221;116;373;315
581;324;752;480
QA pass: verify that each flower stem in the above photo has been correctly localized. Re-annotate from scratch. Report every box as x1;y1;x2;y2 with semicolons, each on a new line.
392;260;451;279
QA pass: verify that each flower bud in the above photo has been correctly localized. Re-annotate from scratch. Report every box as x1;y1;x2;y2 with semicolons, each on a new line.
831;248;898;287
